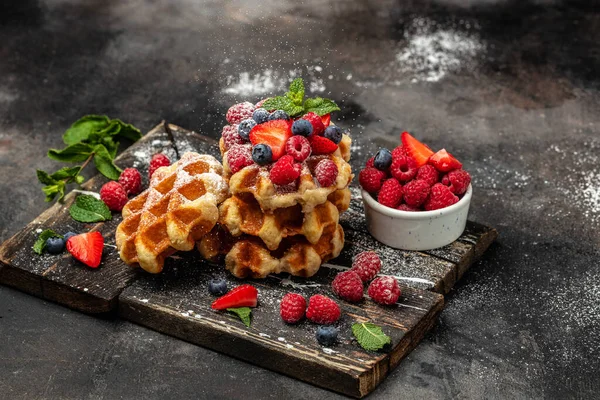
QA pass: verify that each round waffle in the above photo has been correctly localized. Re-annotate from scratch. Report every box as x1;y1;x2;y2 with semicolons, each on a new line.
116;152;229;274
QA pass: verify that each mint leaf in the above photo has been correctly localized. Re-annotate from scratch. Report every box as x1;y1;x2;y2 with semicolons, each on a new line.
42;182;66;202
33;229;62;254
227;307;252;327
286;78;305;106
37;170;57;185
48;143;95;162
352;322;391;351
93;144;122;180
63;115;111;145
262;96;293;111
69;194;112;223
304;97;340;116
112;119;142;141
50;166;82;181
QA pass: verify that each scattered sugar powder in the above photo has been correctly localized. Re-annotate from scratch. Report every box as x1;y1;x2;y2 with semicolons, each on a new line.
581;171;600;217
222;65;325;97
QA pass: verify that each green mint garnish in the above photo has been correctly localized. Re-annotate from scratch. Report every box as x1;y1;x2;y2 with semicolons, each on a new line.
69;195;112;223
262;78;340;117
33;229;63;255
227;307;252;328
352;322;391;351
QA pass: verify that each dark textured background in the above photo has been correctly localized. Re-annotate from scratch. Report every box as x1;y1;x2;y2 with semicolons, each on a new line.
1;0;599;398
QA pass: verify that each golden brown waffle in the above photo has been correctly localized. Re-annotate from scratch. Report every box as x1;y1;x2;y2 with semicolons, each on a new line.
116;152;229;273
197;224;345;279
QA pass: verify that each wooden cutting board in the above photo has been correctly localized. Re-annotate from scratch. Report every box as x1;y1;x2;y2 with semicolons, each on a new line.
0;122;497;397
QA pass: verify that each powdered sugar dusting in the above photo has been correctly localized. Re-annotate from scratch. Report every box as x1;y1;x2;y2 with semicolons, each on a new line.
222;66;325;97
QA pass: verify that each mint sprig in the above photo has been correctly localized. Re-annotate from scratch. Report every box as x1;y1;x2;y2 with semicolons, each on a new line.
262;78;340;117
69;194;112;223
227;307;252;328
352;322;391;351
38;115;142;202
33;229;63;255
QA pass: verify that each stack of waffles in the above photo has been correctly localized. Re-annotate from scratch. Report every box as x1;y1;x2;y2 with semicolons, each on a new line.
197;132;353;279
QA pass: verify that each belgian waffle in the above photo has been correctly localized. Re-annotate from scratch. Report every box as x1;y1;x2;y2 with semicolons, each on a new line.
115;152;229;273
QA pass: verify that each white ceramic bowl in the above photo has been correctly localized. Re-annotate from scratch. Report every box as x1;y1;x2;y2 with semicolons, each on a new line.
361;185;472;250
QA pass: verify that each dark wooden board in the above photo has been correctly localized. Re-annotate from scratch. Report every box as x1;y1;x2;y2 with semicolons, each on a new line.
118;255;444;398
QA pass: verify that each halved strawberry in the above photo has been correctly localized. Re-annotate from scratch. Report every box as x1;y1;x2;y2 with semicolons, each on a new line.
321;113;331;127
211;284;258;310
66;231;104;268
309;135;338;155
401;132;434;167
249;120;292;161
429;149;463;172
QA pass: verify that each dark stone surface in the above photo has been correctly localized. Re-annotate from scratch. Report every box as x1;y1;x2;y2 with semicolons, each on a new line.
1;0;599;398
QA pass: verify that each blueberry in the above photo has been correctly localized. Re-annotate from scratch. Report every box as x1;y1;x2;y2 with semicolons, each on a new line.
316;326;338;346
291;119;313;136
323;126;343;144
45;237;65;254
208;279;228;296
238;118;257;140
268;110;290;121
252;144;273;166
252;108;270;124
63;232;77;242
373;148;392;170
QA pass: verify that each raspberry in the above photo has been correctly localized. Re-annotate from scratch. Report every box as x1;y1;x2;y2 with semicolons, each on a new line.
441;169;471;195
397;204;420;212
100;181;128;212
226;102;255;124
424;183;459;211
222;124;246;150
306;294;341;324
270;155;301;186
390;155;417;182
368;276;401;305
285;135;311;162
350;251;381;282
416;164;439;186
227;144;253;174
391;145;407;159
358;167;386;193
365;157;375;168
118;168;142;195
302;112;325;136
378;178;403;209
280;293;307;324
148;153;171;179
332;271;364;302
402;179;431;207
314;159;338;187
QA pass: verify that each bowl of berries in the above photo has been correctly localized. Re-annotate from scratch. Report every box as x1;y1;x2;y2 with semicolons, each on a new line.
358;132;472;251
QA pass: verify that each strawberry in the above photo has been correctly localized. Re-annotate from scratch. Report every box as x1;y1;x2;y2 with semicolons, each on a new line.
401;132;434;168
308;135;338;155
249;120;292;161
429;149;463;172
66;231;104;268
211;284;258;310
321;113;331;127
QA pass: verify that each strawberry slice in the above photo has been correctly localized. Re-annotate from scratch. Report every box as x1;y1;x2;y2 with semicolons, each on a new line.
429;149;463;172
66;231;104;268
249;120;292;161
401;131;434;167
321;113;331;127
309;135;338;155
211;284;258;310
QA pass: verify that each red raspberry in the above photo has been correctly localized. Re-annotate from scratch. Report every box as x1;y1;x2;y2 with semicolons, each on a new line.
222;124;246;150
368;276;401;305
306;294;341;324
403;179;431;207
332;271;364;302
314;159;338;187
302;112;325;136
285;135;311;162
390;155;417;182
365;157;375;168
391;145;407;159
280;293;307;323
424;183;459;211
227;144;253;174
118;168;142;195
358;167;386;193
397;204;421;212
99;181;128;212
441;169;471;195
416;164;439;186
226;102;255;124
378;178;403;208
350;251;381;282
270;155;301;186
148;153;171;179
